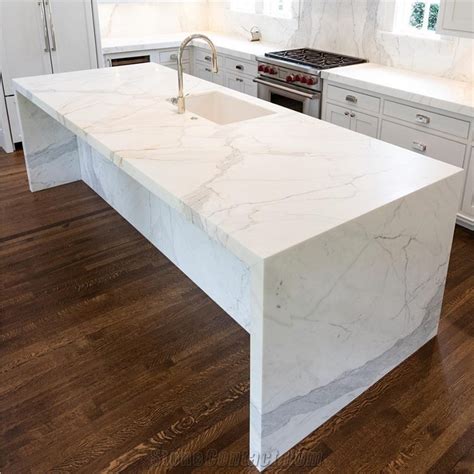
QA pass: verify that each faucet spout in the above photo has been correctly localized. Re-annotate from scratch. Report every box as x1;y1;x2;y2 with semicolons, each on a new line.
177;34;219;114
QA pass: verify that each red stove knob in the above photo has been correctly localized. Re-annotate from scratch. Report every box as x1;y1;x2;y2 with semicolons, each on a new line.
300;76;308;84
307;77;316;86
264;66;271;73
294;75;301;82
258;64;265;72
286;75;295;83
270;67;277;75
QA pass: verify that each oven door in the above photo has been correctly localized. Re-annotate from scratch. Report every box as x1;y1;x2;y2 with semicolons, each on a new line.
254;77;321;118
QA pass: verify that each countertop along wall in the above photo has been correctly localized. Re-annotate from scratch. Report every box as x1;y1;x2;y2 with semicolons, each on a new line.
207;0;473;83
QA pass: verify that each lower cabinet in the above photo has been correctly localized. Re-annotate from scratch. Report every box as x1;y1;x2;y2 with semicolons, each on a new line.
325;102;379;138
461;146;474;225
380;120;466;168
225;72;257;97
6;96;21;143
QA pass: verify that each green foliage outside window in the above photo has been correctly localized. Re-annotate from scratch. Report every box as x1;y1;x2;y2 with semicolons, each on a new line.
428;3;439;31
409;1;439;31
410;2;425;29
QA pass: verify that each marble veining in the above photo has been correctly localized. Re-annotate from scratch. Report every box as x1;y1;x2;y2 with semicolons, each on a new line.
13;63;462;263
14;63;463;471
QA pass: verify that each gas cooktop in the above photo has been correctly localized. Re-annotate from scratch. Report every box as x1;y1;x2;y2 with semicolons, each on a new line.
265;48;366;70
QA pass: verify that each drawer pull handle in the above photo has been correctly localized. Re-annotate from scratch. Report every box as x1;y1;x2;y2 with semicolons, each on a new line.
236;65;244;70
236;78;244;82
170;54;178;61
346;95;358;104
205;68;211;72
415;114;430;125
204;55;212;62
412;141;427;152
350;113;356;118
344;111;350;116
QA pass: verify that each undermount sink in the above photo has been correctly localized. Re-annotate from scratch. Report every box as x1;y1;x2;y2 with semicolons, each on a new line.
185;91;275;125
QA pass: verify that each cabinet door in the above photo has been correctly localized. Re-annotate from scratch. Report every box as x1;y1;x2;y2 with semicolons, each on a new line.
350;111;379;138
461;146;474;221
325;103;351;130
438;0;474;37
194;62;214;82
0;0;53;96
47;0;98;73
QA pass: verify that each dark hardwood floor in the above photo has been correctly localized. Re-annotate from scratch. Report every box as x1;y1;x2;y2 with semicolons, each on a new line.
1;148;473;473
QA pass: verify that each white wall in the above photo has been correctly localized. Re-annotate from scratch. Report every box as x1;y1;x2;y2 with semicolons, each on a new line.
208;0;473;82
97;0;208;38
97;0;473;82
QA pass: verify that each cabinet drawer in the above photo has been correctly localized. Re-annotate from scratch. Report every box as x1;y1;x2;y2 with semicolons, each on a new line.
225;57;257;77
195;48;221;64
380;120;466;168
383;100;470;139
327;84;380;113
159;49;188;64
225;72;258;97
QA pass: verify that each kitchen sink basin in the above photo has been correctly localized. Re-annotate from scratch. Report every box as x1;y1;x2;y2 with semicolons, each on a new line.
185;91;275;125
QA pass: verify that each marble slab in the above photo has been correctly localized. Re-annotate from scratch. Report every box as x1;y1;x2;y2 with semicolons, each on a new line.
101;31;280;62
322;63;474;118
14;63;464;471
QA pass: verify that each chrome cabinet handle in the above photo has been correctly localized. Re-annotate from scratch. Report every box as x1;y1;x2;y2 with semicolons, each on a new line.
412;141;427;152
204;55;212;62
415;114;430;124
350;112;356;118
236;78;244;83
45;0;56;52
345;95;358;104
344;111;350;116
236;65;244;71
38;1;50;52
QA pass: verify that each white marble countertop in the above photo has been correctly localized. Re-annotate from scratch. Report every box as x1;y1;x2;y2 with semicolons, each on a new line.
13;63;461;264
101;31;280;61
321;63;474;118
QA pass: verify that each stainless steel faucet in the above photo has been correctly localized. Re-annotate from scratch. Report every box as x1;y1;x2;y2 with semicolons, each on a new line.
177;34;218;114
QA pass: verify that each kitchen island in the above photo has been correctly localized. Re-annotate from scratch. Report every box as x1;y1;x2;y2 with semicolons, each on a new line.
14;63;463;471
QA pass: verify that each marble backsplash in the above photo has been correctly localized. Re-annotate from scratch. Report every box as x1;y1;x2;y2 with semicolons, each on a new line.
98;0;473;82
97;1;208;38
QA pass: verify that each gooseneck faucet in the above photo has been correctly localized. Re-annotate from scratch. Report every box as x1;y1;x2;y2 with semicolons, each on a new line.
177;34;218;114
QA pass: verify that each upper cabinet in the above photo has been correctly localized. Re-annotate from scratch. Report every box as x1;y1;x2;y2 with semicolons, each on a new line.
437;0;474;37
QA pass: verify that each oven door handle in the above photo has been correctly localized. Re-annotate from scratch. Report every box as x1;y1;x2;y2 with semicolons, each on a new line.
253;78;319;99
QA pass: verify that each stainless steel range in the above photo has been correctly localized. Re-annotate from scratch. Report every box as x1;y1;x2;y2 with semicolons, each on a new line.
255;48;366;118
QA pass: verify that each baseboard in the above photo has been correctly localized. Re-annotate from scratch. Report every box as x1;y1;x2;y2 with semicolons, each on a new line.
457;213;474;231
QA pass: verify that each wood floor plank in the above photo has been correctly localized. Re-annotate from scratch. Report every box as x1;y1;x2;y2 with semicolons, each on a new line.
1;149;473;473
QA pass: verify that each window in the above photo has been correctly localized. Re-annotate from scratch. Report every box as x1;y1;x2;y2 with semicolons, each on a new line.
395;0;440;35
230;0;296;20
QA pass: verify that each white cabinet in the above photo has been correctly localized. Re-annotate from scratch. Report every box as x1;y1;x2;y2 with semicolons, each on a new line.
437;0;474;38
46;0;99;74
325;103;379;138
0;0;100;152
0;0;54;96
6;97;21;143
225;72;257;97
460;146;474;228
380;120;466;167
193;48;257;96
